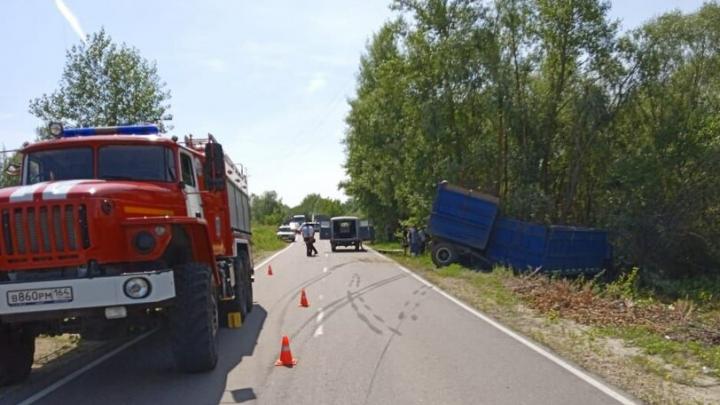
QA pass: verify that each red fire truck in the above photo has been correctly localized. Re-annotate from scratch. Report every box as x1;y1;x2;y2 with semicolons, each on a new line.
0;123;254;384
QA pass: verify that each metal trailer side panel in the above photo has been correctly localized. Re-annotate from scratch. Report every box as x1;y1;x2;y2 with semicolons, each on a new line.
428;182;500;250
486;219;609;273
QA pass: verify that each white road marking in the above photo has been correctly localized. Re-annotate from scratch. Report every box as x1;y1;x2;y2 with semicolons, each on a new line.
323;267;328;273
318;294;324;301
19;329;158;405
368;248;638;405
316;308;324;323
324;253;328;258
313;324;324;337
255;243;294;270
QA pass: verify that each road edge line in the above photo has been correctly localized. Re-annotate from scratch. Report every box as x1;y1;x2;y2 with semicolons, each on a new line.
255;243;294;270
19;328;158;405
368;248;638;405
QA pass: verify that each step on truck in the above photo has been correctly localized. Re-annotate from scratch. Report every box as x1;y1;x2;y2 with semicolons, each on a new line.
0;123;254;385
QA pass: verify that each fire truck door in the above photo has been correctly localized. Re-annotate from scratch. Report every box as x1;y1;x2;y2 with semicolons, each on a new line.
180;151;204;218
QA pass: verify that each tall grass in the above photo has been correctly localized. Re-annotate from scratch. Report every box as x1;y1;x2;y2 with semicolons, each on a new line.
251;224;287;257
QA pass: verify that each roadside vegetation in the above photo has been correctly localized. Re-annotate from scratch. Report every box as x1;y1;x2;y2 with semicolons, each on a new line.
251;224;288;260
372;241;720;404
250;191;365;226
344;1;720;284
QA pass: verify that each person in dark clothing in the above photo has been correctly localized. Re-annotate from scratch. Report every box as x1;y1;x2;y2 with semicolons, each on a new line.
301;223;318;257
418;228;427;254
408;226;420;256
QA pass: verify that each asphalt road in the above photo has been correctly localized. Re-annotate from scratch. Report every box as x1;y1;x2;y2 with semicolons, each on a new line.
11;238;636;405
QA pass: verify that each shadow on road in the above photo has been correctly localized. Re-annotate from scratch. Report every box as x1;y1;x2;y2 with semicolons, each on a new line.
24;306;268;405
328;249;368;254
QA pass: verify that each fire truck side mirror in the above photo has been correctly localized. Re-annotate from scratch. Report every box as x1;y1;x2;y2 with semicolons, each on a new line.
4;163;20;177
203;142;226;192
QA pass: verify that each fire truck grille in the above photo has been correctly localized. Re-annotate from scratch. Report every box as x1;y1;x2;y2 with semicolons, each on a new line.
1;204;90;257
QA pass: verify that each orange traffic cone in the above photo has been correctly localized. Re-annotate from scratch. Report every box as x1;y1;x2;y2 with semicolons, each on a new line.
275;336;297;366
299;289;309;307
267;265;273;276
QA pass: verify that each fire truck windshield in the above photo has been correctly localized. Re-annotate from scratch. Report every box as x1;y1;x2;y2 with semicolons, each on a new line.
99;145;176;182
26;148;93;184
24;145;177;185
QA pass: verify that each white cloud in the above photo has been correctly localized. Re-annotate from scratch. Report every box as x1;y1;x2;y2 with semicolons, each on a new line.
200;58;228;73
54;0;86;44
306;73;327;94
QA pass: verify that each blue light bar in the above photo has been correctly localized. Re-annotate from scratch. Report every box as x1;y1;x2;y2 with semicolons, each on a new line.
62;125;160;137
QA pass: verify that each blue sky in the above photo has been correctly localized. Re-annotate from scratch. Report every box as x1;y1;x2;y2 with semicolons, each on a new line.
0;0;707;206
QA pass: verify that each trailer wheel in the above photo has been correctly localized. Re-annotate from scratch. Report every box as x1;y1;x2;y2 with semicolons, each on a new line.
354;242;360;251
432;243;457;267
0;325;35;386
171;262;219;372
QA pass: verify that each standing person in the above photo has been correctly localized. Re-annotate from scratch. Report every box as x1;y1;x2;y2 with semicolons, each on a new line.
301;223;318;257
408;226;420;256
400;228;409;256
418;227;427;254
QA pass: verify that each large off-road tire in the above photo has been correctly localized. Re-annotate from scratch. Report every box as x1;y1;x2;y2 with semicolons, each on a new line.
0;325;35;386
431;242;457;267
171;262;219;373
220;258;247;327
220;251;254;326
240;252;254;314
331;243;336;252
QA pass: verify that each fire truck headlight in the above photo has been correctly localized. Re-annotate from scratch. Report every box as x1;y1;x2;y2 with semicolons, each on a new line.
134;231;156;253
124;277;151;299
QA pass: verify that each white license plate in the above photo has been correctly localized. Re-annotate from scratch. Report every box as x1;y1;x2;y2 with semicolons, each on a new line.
7;287;73;307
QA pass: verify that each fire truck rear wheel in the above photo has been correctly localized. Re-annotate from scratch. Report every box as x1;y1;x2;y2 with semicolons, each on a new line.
241;252;254;314
0;325;35;386
220;256;248;327
170;262;219;373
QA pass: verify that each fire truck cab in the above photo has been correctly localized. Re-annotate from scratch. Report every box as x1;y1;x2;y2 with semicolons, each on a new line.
0;124;253;384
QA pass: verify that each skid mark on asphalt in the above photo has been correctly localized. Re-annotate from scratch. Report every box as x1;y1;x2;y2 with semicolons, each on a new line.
271;260;359;311
363;291;432;404
288;273;408;341
348;273;361;288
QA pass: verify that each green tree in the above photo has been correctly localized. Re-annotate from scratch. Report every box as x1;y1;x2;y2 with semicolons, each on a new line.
29;28;171;136
291;194;345;219
251;191;289;225
344;0;720;277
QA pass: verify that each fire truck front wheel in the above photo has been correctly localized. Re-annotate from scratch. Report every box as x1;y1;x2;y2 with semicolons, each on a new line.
170;262;219;373
0;324;35;386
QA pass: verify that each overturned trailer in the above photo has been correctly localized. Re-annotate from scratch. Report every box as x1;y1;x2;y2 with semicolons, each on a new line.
428;182;612;274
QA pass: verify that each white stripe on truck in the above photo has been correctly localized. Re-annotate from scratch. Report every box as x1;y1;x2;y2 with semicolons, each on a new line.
9;182;46;202
42;180;86;200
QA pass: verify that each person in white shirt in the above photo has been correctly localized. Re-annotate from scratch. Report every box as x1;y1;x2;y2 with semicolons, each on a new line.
301;223;318;257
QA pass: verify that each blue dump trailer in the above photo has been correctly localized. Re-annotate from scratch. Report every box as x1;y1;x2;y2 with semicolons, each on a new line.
428;182;611;274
